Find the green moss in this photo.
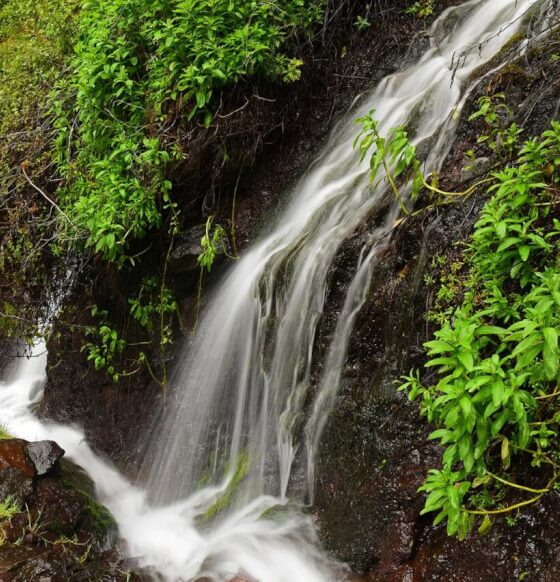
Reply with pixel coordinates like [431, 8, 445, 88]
[0, 426, 11, 440]
[198, 450, 250, 524]
[58, 460, 116, 543]
[0, 0, 79, 134]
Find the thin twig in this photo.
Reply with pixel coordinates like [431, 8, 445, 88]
[20, 165, 75, 227]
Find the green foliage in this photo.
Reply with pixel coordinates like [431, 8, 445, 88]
[425, 257, 469, 326]
[54, 0, 325, 265]
[83, 306, 127, 382]
[128, 276, 177, 333]
[468, 94, 523, 157]
[0, 496, 20, 521]
[355, 16, 370, 31]
[405, 0, 434, 18]
[198, 217, 228, 272]
[355, 111, 423, 213]
[0, 0, 78, 133]
[0, 495, 21, 545]
[400, 121, 560, 537]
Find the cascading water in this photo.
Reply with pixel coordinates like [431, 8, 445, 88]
[0, 1, 554, 580]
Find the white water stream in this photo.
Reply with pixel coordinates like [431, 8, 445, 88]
[0, 1, 553, 580]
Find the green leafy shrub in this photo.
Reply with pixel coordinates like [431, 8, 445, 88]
[400, 122, 560, 537]
[54, 0, 326, 265]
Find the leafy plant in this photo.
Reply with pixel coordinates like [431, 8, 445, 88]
[355, 15, 371, 31]
[53, 0, 326, 266]
[198, 217, 229, 273]
[355, 110, 485, 214]
[405, 0, 435, 18]
[400, 121, 560, 537]
[355, 111, 423, 213]
[469, 94, 523, 156]
[83, 306, 127, 382]
[0, 496, 21, 545]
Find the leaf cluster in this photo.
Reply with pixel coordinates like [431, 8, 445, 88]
[400, 121, 560, 537]
[54, 0, 326, 265]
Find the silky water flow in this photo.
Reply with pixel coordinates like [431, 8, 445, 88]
[0, 1, 553, 580]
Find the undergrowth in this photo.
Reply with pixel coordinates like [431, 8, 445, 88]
[0, 496, 21, 545]
[402, 122, 560, 538]
[0, 0, 80, 341]
[53, 0, 326, 265]
[359, 99, 560, 538]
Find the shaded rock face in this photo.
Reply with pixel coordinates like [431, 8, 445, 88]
[312, 23, 560, 582]
[34, 5, 560, 582]
[0, 438, 133, 581]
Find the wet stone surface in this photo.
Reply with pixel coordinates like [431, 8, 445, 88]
[0, 438, 132, 581]
[25, 441, 64, 476]
[313, 20, 560, 581]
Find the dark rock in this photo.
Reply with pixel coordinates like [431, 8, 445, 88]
[0, 467, 33, 503]
[24, 441, 64, 476]
[168, 224, 229, 274]
[30, 478, 84, 537]
[0, 545, 50, 581]
[11, 548, 69, 582]
[0, 440, 35, 478]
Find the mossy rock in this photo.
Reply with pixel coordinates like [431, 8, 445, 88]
[56, 459, 117, 549]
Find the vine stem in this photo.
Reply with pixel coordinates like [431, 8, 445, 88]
[467, 473, 557, 516]
[466, 492, 544, 516]
[419, 172, 494, 198]
[487, 471, 550, 494]
[382, 159, 410, 215]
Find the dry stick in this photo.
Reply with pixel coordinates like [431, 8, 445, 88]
[535, 389, 560, 400]
[20, 165, 75, 227]
[230, 164, 244, 258]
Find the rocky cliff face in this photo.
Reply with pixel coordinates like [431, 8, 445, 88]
[313, 22, 560, 579]
[40, 0, 461, 472]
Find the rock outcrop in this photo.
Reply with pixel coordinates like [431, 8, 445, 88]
[0, 437, 136, 581]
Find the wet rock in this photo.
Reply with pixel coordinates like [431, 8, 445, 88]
[25, 441, 64, 476]
[30, 478, 84, 537]
[0, 439, 64, 504]
[168, 224, 230, 274]
[0, 545, 50, 581]
[10, 549, 68, 582]
[168, 225, 206, 273]
[0, 440, 35, 478]
[0, 467, 33, 503]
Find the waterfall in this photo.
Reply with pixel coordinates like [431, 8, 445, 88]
[0, 1, 552, 580]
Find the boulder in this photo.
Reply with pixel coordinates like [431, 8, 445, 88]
[25, 441, 64, 476]
[168, 225, 207, 273]
[168, 224, 229, 274]
[0, 440, 35, 478]
[0, 467, 32, 503]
